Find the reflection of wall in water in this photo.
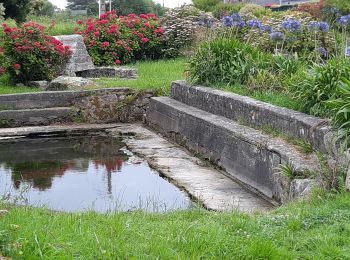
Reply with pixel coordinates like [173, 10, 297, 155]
[0, 136, 128, 191]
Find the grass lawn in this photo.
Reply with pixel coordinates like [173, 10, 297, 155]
[96, 58, 188, 95]
[0, 75, 40, 95]
[1, 192, 350, 258]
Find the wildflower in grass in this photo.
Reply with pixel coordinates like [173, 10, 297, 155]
[282, 19, 302, 32]
[270, 31, 285, 41]
[247, 19, 261, 28]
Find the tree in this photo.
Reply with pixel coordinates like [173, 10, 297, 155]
[0, 0, 32, 23]
[31, 0, 56, 16]
[67, 0, 97, 10]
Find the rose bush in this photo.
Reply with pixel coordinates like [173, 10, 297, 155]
[1, 21, 72, 83]
[75, 10, 165, 66]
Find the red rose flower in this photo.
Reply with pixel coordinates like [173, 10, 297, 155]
[101, 41, 110, 47]
[13, 64, 21, 70]
[115, 60, 121, 65]
[141, 37, 150, 43]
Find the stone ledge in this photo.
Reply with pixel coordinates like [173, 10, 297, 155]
[171, 80, 335, 154]
[77, 67, 138, 79]
[146, 97, 320, 204]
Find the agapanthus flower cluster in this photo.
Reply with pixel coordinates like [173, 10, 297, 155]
[1, 21, 72, 83]
[308, 21, 330, 33]
[222, 13, 245, 28]
[338, 14, 350, 26]
[317, 47, 328, 58]
[281, 19, 302, 32]
[76, 10, 165, 66]
[270, 31, 285, 42]
[247, 19, 262, 28]
[346, 47, 350, 57]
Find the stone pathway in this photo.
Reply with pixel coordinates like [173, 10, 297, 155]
[110, 124, 273, 212]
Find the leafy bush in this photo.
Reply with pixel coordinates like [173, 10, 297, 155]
[212, 3, 244, 20]
[327, 77, 350, 146]
[239, 4, 269, 19]
[291, 58, 350, 117]
[160, 5, 218, 58]
[192, 0, 220, 12]
[1, 22, 72, 83]
[76, 11, 165, 65]
[188, 37, 272, 86]
[325, 0, 350, 14]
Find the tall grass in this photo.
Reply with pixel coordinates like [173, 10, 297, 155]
[1, 192, 350, 258]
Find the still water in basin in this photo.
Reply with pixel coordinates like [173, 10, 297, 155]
[0, 135, 191, 212]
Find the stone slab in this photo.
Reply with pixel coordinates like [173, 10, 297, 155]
[54, 34, 95, 76]
[77, 67, 138, 79]
[171, 80, 334, 154]
[110, 124, 273, 212]
[146, 97, 320, 203]
[0, 88, 131, 110]
[0, 107, 73, 127]
[47, 76, 95, 91]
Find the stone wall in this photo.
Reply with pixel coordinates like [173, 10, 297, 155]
[0, 88, 155, 127]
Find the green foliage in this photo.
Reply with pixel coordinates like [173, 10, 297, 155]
[239, 3, 268, 19]
[212, 3, 244, 19]
[1, 0, 32, 24]
[1, 22, 72, 83]
[325, 0, 350, 14]
[2, 192, 350, 258]
[327, 77, 350, 147]
[188, 38, 272, 86]
[291, 58, 350, 117]
[192, 0, 220, 12]
[31, 0, 56, 17]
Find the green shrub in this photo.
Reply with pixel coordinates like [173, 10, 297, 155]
[291, 58, 350, 117]
[192, 0, 220, 12]
[160, 5, 217, 58]
[188, 37, 272, 86]
[325, 0, 350, 14]
[1, 21, 72, 83]
[239, 4, 269, 19]
[212, 3, 244, 19]
[327, 76, 350, 147]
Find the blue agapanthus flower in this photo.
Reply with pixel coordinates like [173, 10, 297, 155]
[308, 21, 330, 33]
[222, 16, 233, 27]
[282, 19, 302, 32]
[338, 14, 350, 26]
[247, 19, 262, 28]
[316, 47, 328, 58]
[222, 13, 245, 28]
[270, 31, 285, 41]
[346, 47, 350, 57]
[260, 24, 273, 33]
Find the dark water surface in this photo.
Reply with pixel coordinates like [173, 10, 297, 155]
[0, 135, 191, 212]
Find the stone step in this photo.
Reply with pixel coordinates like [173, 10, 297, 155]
[146, 97, 321, 204]
[112, 124, 273, 212]
[0, 107, 73, 127]
[171, 80, 334, 154]
[0, 88, 130, 110]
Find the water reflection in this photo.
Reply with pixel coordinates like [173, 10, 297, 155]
[0, 136, 191, 212]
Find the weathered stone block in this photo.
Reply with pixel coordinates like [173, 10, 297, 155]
[289, 179, 315, 200]
[77, 67, 138, 79]
[54, 34, 95, 76]
[28, 81, 50, 90]
[47, 76, 95, 91]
